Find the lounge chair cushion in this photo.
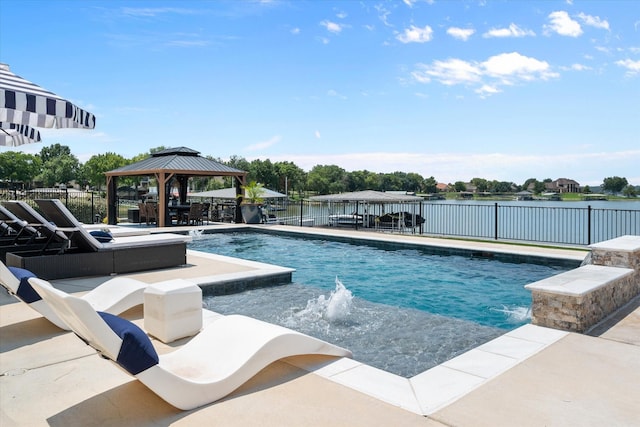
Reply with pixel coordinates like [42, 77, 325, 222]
[98, 312, 159, 375]
[8, 267, 41, 303]
[89, 230, 113, 243]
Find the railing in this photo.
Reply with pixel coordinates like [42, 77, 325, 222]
[283, 201, 639, 246]
[2, 189, 638, 246]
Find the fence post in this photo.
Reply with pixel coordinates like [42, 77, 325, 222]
[587, 205, 592, 245]
[494, 203, 499, 240]
[299, 199, 303, 226]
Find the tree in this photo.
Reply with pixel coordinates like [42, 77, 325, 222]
[582, 185, 592, 194]
[622, 185, 637, 198]
[0, 151, 42, 186]
[36, 146, 79, 187]
[405, 172, 425, 193]
[471, 178, 489, 192]
[453, 181, 467, 192]
[274, 161, 306, 195]
[39, 143, 71, 163]
[307, 165, 347, 194]
[81, 152, 129, 190]
[423, 176, 438, 194]
[250, 159, 278, 189]
[602, 176, 628, 194]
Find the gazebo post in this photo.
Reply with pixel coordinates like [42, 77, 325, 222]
[234, 175, 245, 223]
[106, 175, 118, 225]
[157, 173, 168, 228]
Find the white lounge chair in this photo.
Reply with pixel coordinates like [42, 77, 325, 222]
[28, 277, 353, 410]
[0, 262, 146, 330]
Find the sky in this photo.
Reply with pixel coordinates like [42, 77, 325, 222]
[1, 0, 639, 187]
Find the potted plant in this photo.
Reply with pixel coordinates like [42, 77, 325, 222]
[239, 181, 265, 224]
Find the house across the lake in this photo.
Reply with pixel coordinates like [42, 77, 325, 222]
[546, 178, 580, 193]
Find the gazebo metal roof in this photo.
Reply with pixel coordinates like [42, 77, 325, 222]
[106, 147, 244, 177]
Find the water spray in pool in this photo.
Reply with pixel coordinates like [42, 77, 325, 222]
[288, 277, 354, 325]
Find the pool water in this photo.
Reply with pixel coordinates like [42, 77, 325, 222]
[189, 231, 572, 377]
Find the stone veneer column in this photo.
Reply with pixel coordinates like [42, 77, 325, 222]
[526, 235, 640, 333]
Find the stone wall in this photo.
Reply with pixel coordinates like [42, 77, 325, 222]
[526, 235, 640, 333]
[529, 270, 637, 332]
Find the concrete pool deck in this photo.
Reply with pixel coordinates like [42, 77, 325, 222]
[2, 225, 639, 425]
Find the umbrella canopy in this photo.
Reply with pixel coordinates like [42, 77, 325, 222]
[0, 63, 96, 146]
[0, 122, 41, 145]
[189, 187, 287, 200]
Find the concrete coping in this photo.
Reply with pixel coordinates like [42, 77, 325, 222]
[525, 264, 635, 297]
[588, 235, 640, 252]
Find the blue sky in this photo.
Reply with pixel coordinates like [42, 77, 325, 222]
[1, 0, 638, 187]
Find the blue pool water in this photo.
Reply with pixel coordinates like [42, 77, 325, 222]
[189, 231, 574, 377]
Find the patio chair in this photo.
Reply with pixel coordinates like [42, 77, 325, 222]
[145, 202, 158, 225]
[201, 202, 210, 225]
[182, 202, 202, 226]
[0, 261, 147, 330]
[28, 276, 352, 410]
[137, 202, 147, 224]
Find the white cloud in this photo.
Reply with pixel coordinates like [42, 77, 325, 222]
[396, 25, 433, 43]
[314, 130, 321, 139]
[411, 52, 558, 95]
[245, 135, 281, 152]
[483, 23, 535, 38]
[482, 52, 557, 82]
[374, 4, 392, 27]
[291, 27, 300, 35]
[327, 89, 347, 99]
[121, 7, 198, 17]
[321, 20, 343, 34]
[562, 63, 591, 71]
[615, 59, 640, 76]
[475, 84, 501, 97]
[412, 58, 482, 85]
[447, 27, 475, 41]
[577, 13, 610, 30]
[545, 11, 583, 37]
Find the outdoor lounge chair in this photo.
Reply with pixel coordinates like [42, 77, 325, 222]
[2, 201, 72, 246]
[0, 205, 40, 243]
[28, 276, 352, 410]
[0, 262, 146, 330]
[1, 203, 70, 262]
[3, 199, 191, 279]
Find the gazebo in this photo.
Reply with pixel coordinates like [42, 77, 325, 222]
[105, 147, 247, 227]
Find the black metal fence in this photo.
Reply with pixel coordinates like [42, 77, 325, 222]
[2, 189, 638, 246]
[282, 200, 639, 246]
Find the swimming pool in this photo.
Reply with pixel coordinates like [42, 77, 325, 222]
[189, 231, 574, 377]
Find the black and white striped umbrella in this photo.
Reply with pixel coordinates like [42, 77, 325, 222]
[0, 63, 96, 146]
